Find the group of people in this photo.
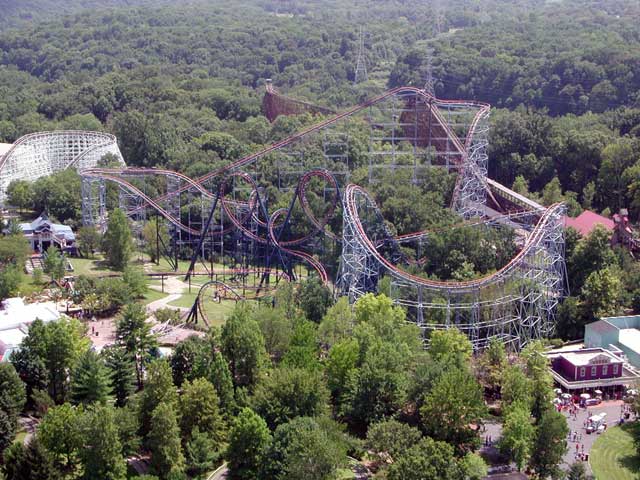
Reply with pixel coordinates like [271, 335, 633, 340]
[573, 442, 587, 462]
[619, 403, 634, 425]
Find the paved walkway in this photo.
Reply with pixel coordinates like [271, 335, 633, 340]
[18, 416, 38, 445]
[561, 400, 631, 473]
[146, 275, 188, 314]
[86, 317, 117, 350]
[481, 400, 632, 475]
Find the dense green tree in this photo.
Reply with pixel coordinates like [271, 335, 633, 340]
[43, 246, 66, 282]
[148, 402, 185, 480]
[0, 363, 26, 423]
[10, 348, 48, 408]
[419, 367, 486, 454]
[140, 360, 178, 439]
[366, 419, 423, 465]
[501, 365, 533, 411]
[76, 226, 101, 258]
[79, 404, 127, 480]
[263, 416, 348, 480]
[542, 177, 564, 206]
[581, 268, 624, 319]
[0, 266, 22, 302]
[521, 341, 555, 420]
[597, 138, 639, 211]
[19, 318, 90, 404]
[500, 403, 535, 471]
[31, 171, 81, 222]
[114, 402, 141, 457]
[116, 302, 157, 388]
[102, 345, 136, 407]
[567, 462, 589, 480]
[122, 267, 148, 299]
[428, 328, 473, 371]
[281, 318, 321, 371]
[179, 378, 225, 444]
[2, 439, 60, 480]
[0, 234, 30, 266]
[221, 306, 267, 389]
[340, 340, 411, 428]
[6, 180, 33, 212]
[387, 437, 462, 480]
[459, 453, 488, 480]
[207, 350, 236, 416]
[170, 336, 209, 387]
[141, 217, 168, 263]
[529, 409, 569, 479]
[37, 403, 82, 473]
[325, 338, 359, 402]
[71, 349, 112, 406]
[556, 296, 585, 340]
[255, 305, 294, 360]
[226, 408, 271, 480]
[476, 337, 507, 393]
[317, 297, 355, 347]
[0, 409, 15, 458]
[297, 277, 334, 323]
[102, 208, 132, 271]
[185, 427, 221, 477]
[568, 225, 618, 292]
[252, 367, 328, 430]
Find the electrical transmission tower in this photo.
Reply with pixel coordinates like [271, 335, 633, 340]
[423, 48, 436, 96]
[433, 0, 444, 36]
[354, 26, 368, 84]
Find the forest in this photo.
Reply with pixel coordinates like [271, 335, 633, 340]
[1, 0, 640, 479]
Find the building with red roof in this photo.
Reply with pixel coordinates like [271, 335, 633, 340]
[564, 210, 614, 237]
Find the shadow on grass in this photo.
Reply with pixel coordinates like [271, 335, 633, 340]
[617, 423, 640, 474]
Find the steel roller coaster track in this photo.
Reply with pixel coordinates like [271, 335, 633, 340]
[0, 86, 564, 350]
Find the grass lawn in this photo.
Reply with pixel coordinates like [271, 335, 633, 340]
[142, 287, 169, 305]
[167, 292, 236, 327]
[590, 423, 640, 480]
[68, 256, 112, 277]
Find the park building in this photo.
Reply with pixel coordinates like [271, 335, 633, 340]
[585, 315, 640, 369]
[546, 346, 638, 394]
[18, 212, 77, 255]
[0, 297, 61, 362]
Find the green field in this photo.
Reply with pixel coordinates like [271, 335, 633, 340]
[143, 287, 169, 305]
[590, 423, 640, 480]
[167, 292, 237, 327]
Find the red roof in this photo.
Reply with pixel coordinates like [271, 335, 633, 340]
[565, 210, 614, 237]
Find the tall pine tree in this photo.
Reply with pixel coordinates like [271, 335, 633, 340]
[71, 350, 111, 406]
[79, 405, 127, 480]
[103, 345, 136, 407]
[102, 208, 132, 271]
[148, 402, 185, 479]
[2, 439, 60, 480]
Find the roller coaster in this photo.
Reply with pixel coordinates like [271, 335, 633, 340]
[0, 131, 124, 203]
[0, 86, 567, 350]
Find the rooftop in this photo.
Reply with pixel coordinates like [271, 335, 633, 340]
[619, 329, 640, 354]
[564, 210, 614, 236]
[0, 297, 60, 331]
[559, 348, 622, 366]
[19, 213, 75, 241]
[587, 319, 619, 336]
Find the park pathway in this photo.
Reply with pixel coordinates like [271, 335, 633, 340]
[145, 274, 189, 314]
